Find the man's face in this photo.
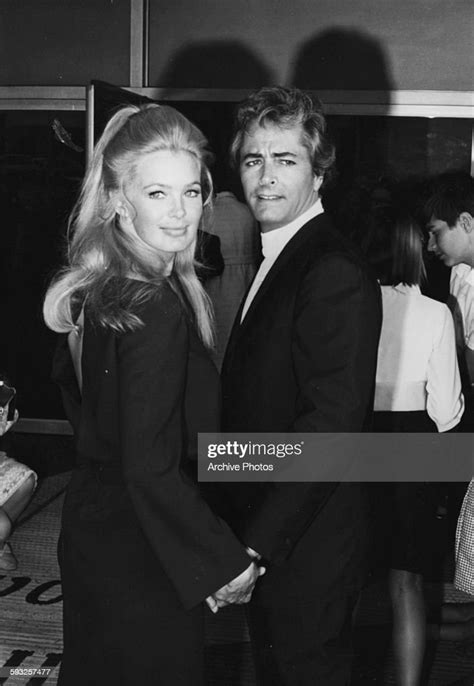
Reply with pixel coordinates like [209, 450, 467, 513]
[427, 214, 474, 267]
[239, 121, 322, 233]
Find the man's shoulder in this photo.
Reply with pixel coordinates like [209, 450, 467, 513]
[296, 212, 368, 269]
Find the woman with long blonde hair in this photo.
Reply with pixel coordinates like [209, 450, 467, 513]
[44, 104, 262, 686]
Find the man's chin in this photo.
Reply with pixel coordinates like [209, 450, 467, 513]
[253, 213, 285, 231]
[439, 255, 456, 267]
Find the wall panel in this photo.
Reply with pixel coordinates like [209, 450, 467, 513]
[149, 0, 474, 91]
[0, 0, 131, 86]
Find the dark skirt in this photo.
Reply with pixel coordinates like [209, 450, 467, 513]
[372, 411, 439, 575]
[58, 466, 204, 686]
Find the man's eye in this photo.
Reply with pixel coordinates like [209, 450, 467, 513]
[244, 159, 260, 167]
[279, 159, 295, 166]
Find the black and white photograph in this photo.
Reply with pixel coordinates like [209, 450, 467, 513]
[0, 1, 473, 684]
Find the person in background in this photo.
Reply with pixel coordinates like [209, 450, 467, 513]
[0, 379, 37, 571]
[205, 189, 260, 369]
[423, 172, 474, 606]
[43, 103, 264, 686]
[454, 479, 474, 595]
[363, 197, 464, 685]
[425, 172, 474, 419]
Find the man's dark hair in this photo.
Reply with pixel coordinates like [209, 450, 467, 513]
[230, 86, 336, 188]
[423, 171, 474, 227]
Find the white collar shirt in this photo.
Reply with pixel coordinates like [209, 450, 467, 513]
[450, 263, 474, 351]
[240, 199, 324, 322]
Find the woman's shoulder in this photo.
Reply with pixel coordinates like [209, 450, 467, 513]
[111, 279, 190, 358]
[383, 285, 448, 314]
[84, 277, 186, 340]
[413, 293, 455, 341]
[382, 286, 452, 333]
[125, 278, 186, 328]
[416, 292, 451, 319]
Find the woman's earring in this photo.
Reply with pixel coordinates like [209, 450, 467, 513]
[115, 206, 131, 228]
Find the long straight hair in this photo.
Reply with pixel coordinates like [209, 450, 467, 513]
[43, 104, 214, 347]
[363, 204, 426, 287]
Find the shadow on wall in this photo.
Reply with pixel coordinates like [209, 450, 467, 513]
[290, 27, 393, 91]
[290, 28, 394, 211]
[155, 30, 394, 195]
[156, 41, 273, 195]
[158, 40, 273, 89]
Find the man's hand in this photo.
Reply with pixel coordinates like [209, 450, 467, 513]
[0, 408, 18, 437]
[206, 561, 265, 613]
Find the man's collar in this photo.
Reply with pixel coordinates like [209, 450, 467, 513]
[452, 263, 474, 286]
[261, 199, 324, 258]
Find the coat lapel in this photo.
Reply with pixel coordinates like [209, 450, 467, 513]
[237, 213, 327, 335]
[223, 213, 329, 374]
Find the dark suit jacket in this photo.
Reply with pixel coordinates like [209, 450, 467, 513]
[221, 212, 382, 564]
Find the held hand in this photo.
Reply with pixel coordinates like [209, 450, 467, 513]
[0, 408, 18, 437]
[211, 561, 265, 611]
[205, 595, 219, 614]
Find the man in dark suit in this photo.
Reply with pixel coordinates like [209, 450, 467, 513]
[219, 87, 382, 685]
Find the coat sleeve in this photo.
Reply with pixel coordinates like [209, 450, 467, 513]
[242, 255, 381, 562]
[118, 289, 249, 609]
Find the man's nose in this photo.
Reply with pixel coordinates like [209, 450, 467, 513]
[427, 233, 436, 252]
[258, 162, 276, 186]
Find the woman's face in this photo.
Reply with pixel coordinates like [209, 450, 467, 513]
[123, 149, 203, 265]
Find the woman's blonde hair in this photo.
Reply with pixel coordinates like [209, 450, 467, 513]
[43, 104, 215, 346]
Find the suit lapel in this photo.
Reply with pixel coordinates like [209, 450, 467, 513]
[237, 213, 328, 335]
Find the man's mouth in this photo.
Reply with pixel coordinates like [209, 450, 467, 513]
[256, 194, 281, 200]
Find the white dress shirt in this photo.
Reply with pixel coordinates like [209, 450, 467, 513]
[450, 263, 474, 352]
[241, 199, 324, 322]
[375, 284, 464, 432]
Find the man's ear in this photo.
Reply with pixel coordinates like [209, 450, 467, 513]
[313, 175, 323, 193]
[459, 212, 474, 233]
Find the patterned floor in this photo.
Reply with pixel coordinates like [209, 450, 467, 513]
[1, 471, 473, 685]
[0, 472, 66, 685]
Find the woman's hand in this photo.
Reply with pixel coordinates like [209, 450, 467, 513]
[206, 560, 266, 613]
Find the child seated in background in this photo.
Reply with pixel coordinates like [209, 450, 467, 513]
[0, 378, 37, 571]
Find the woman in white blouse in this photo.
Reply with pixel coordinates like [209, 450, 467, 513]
[364, 201, 464, 686]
